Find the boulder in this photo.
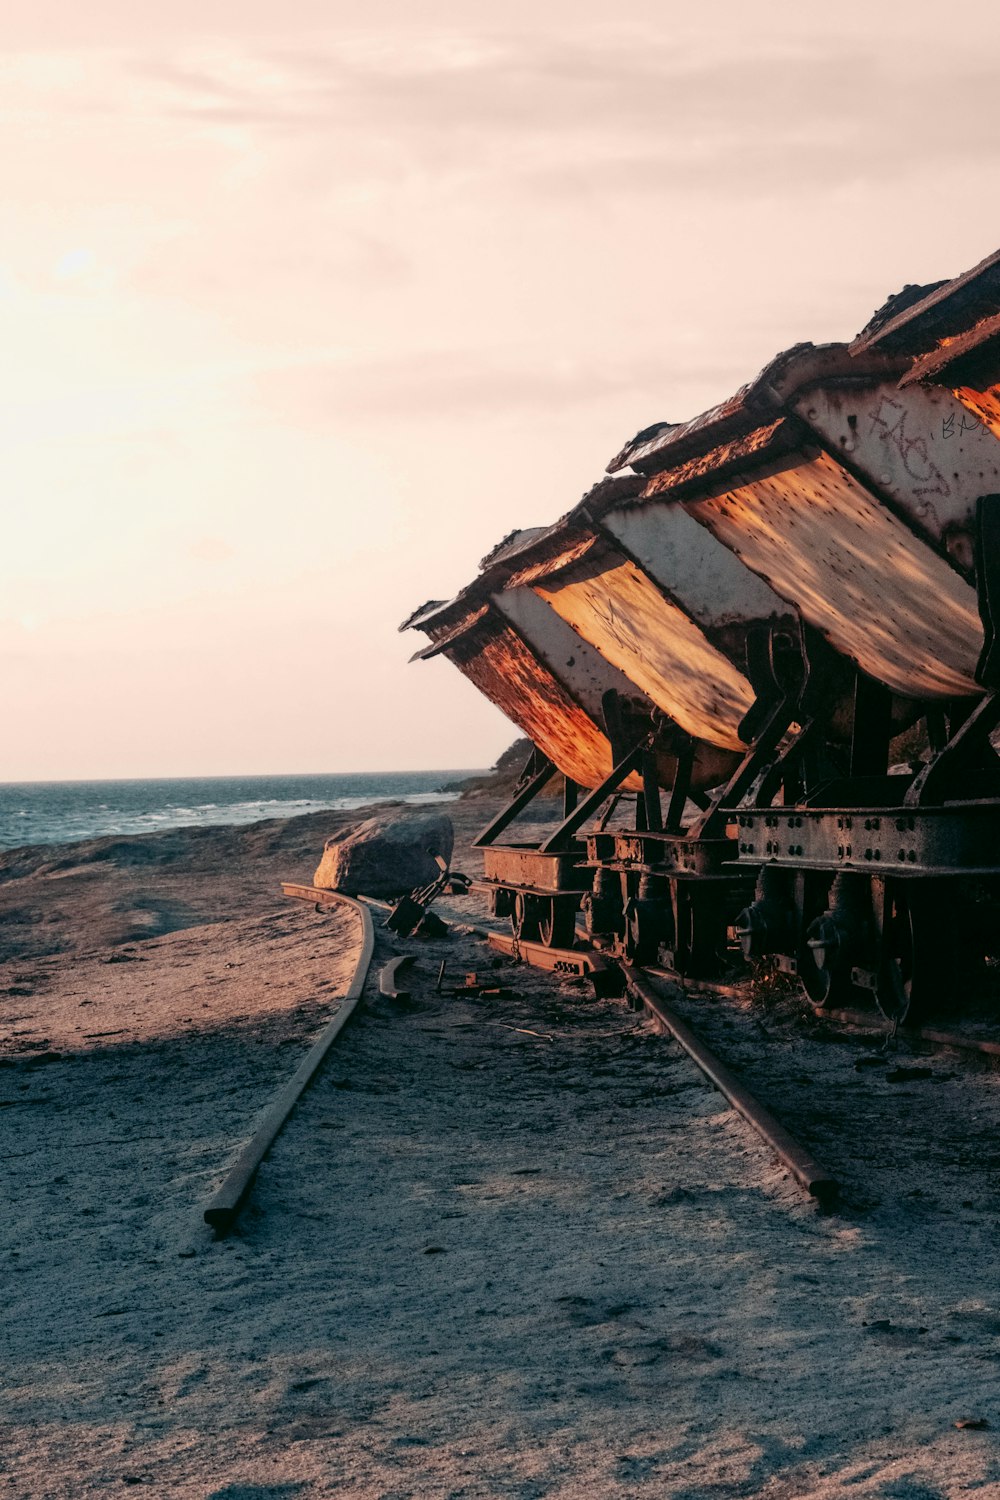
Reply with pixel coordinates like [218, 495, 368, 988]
[313, 811, 454, 897]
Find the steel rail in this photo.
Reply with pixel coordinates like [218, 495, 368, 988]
[486, 927, 838, 1200]
[202, 887, 375, 1235]
[622, 967, 839, 1202]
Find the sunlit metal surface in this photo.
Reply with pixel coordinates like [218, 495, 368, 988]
[790, 382, 1000, 565]
[445, 612, 635, 789]
[408, 589, 646, 789]
[683, 448, 982, 699]
[534, 547, 756, 750]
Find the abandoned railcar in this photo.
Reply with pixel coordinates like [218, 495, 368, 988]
[409, 244, 1000, 1024]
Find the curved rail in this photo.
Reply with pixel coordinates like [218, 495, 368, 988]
[203, 888, 375, 1235]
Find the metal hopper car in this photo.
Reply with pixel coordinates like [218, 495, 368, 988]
[405, 484, 865, 976]
[407, 245, 1000, 1024]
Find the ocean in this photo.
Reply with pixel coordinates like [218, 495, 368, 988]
[0, 771, 482, 852]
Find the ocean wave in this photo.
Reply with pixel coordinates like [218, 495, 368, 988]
[0, 775, 471, 851]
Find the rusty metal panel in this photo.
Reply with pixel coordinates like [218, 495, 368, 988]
[607, 345, 904, 477]
[601, 494, 792, 631]
[448, 618, 640, 789]
[489, 586, 651, 723]
[899, 310, 1000, 387]
[410, 603, 490, 657]
[850, 247, 1000, 358]
[788, 381, 1000, 565]
[954, 383, 1000, 441]
[637, 418, 798, 498]
[682, 449, 983, 699]
[533, 551, 757, 749]
[481, 846, 588, 891]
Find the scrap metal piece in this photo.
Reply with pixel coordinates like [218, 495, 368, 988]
[485, 930, 623, 997]
[379, 955, 416, 1001]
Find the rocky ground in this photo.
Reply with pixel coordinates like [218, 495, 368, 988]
[4, 795, 1000, 1497]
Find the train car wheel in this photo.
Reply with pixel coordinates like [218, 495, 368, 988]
[802, 911, 854, 1008]
[673, 886, 728, 977]
[622, 901, 659, 966]
[539, 898, 577, 949]
[511, 890, 543, 943]
[875, 883, 947, 1025]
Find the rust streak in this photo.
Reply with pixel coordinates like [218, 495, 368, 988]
[953, 383, 1000, 441]
[641, 419, 792, 499]
[451, 622, 641, 790]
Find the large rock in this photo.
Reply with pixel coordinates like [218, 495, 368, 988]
[313, 811, 454, 897]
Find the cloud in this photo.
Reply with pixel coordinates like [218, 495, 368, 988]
[251, 348, 744, 425]
[96, 26, 1000, 224]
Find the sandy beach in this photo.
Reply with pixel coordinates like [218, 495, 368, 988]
[4, 796, 1000, 1497]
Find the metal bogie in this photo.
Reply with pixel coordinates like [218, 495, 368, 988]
[475, 838, 591, 950]
[665, 875, 755, 978]
[481, 885, 583, 949]
[581, 864, 626, 944]
[734, 866, 802, 965]
[623, 893, 670, 966]
[803, 872, 874, 1008]
[732, 860, 958, 1022]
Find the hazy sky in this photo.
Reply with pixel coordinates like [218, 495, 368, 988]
[4, 0, 1000, 780]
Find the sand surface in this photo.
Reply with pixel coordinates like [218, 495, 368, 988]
[4, 797, 1000, 1497]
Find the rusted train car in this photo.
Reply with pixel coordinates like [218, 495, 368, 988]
[407, 245, 1000, 1023]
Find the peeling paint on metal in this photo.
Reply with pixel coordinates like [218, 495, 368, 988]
[602, 496, 793, 631]
[790, 382, 1000, 550]
[640, 419, 796, 498]
[954, 383, 1000, 442]
[683, 449, 983, 700]
[850, 246, 1000, 358]
[489, 586, 652, 723]
[449, 620, 640, 789]
[899, 311, 1000, 386]
[533, 553, 757, 750]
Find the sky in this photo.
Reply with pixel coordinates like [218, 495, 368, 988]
[3, 0, 1000, 780]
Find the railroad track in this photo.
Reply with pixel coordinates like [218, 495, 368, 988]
[200, 886, 1000, 1237]
[201, 887, 840, 1230]
[483, 933, 1000, 1201]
